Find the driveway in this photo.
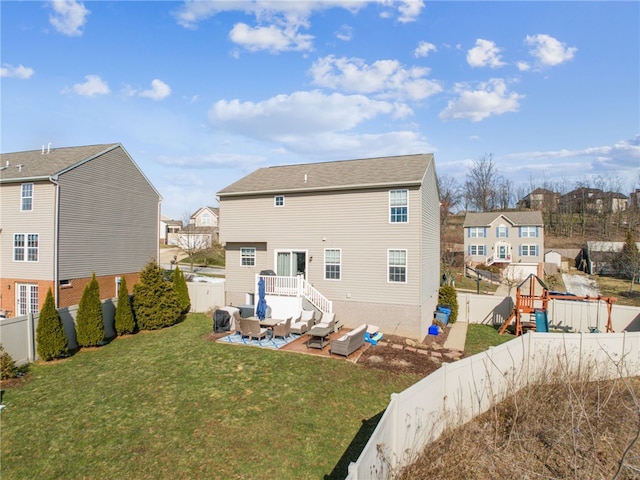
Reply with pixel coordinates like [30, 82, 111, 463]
[561, 274, 601, 297]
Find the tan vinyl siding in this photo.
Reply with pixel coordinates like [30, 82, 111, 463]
[0, 181, 56, 280]
[220, 187, 422, 306]
[224, 242, 267, 298]
[57, 146, 159, 279]
[420, 162, 441, 338]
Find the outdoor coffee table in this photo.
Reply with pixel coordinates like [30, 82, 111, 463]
[306, 326, 332, 350]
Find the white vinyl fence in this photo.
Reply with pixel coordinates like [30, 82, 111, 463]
[0, 282, 225, 365]
[346, 331, 640, 479]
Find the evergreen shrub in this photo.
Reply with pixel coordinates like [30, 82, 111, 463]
[173, 266, 191, 315]
[115, 276, 135, 335]
[75, 273, 105, 347]
[438, 284, 459, 324]
[1, 345, 19, 380]
[133, 261, 181, 330]
[36, 289, 68, 361]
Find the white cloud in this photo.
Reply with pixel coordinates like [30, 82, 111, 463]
[335, 24, 353, 41]
[517, 61, 531, 72]
[439, 78, 524, 122]
[396, 0, 425, 23]
[525, 34, 577, 67]
[157, 152, 265, 171]
[49, 0, 90, 37]
[414, 41, 436, 58]
[140, 79, 172, 101]
[467, 39, 506, 68]
[0, 63, 34, 79]
[229, 22, 313, 52]
[71, 74, 110, 97]
[309, 55, 442, 101]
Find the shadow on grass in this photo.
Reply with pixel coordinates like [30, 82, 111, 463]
[324, 409, 385, 480]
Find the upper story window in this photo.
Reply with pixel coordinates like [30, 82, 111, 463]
[389, 190, 408, 223]
[240, 247, 256, 266]
[201, 213, 211, 225]
[21, 183, 33, 211]
[496, 224, 508, 238]
[520, 226, 537, 237]
[324, 249, 341, 280]
[468, 227, 485, 238]
[274, 195, 285, 207]
[388, 249, 407, 283]
[14, 233, 38, 262]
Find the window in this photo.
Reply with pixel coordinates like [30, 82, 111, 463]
[16, 284, 38, 316]
[521, 245, 538, 256]
[468, 227, 485, 238]
[388, 249, 407, 283]
[496, 225, 508, 238]
[468, 244, 486, 256]
[274, 195, 284, 207]
[240, 247, 256, 266]
[520, 226, 537, 237]
[389, 190, 408, 223]
[27, 234, 39, 261]
[201, 213, 211, 225]
[324, 249, 341, 280]
[14, 234, 25, 261]
[21, 183, 33, 211]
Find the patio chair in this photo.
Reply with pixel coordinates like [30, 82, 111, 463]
[247, 318, 268, 343]
[331, 324, 368, 357]
[237, 317, 252, 342]
[291, 310, 314, 335]
[272, 316, 292, 340]
[316, 311, 336, 332]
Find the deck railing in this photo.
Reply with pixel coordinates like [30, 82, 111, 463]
[259, 274, 332, 313]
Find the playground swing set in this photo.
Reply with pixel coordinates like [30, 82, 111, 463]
[498, 274, 617, 336]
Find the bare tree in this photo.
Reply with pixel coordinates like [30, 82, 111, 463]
[464, 154, 501, 212]
[176, 211, 211, 272]
[497, 177, 515, 210]
[438, 174, 462, 226]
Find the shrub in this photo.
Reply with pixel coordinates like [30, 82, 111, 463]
[36, 289, 68, 361]
[114, 276, 135, 335]
[0, 344, 19, 380]
[438, 284, 459, 324]
[133, 261, 181, 330]
[173, 267, 191, 315]
[75, 273, 105, 347]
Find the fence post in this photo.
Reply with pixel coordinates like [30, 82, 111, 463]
[27, 312, 36, 363]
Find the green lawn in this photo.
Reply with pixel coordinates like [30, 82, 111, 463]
[0, 314, 417, 480]
[465, 324, 515, 356]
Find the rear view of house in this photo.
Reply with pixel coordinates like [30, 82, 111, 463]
[217, 154, 441, 340]
[0, 143, 161, 316]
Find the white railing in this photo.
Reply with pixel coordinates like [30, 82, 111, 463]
[346, 331, 640, 479]
[258, 275, 332, 313]
[486, 253, 511, 265]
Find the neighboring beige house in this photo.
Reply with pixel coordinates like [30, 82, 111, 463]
[463, 211, 544, 279]
[159, 215, 182, 245]
[217, 154, 441, 340]
[0, 143, 161, 316]
[517, 188, 559, 212]
[559, 187, 628, 214]
[190, 206, 219, 228]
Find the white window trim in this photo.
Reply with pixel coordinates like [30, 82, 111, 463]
[324, 248, 341, 281]
[240, 247, 256, 266]
[14, 233, 39, 262]
[389, 189, 409, 223]
[21, 183, 34, 211]
[468, 227, 485, 238]
[520, 226, 537, 238]
[521, 244, 537, 256]
[387, 249, 407, 283]
[274, 195, 285, 207]
[496, 224, 508, 238]
[469, 244, 486, 256]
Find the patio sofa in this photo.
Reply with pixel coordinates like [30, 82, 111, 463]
[330, 324, 367, 358]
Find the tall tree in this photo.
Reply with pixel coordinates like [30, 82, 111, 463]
[614, 230, 640, 294]
[438, 174, 462, 226]
[173, 266, 191, 315]
[36, 289, 68, 361]
[464, 154, 501, 212]
[133, 261, 181, 330]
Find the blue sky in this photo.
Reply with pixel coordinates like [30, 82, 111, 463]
[2, 1, 639, 219]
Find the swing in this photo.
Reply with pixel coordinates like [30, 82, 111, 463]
[587, 299, 601, 333]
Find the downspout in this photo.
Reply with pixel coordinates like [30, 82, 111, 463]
[157, 200, 161, 264]
[50, 176, 60, 307]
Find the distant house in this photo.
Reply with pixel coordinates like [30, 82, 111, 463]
[630, 189, 640, 210]
[167, 206, 219, 248]
[0, 143, 161, 316]
[463, 211, 544, 280]
[190, 206, 219, 229]
[517, 188, 559, 212]
[159, 215, 182, 245]
[559, 187, 628, 214]
[217, 154, 441, 340]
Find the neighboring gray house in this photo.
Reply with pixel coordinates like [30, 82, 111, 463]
[579, 241, 640, 275]
[463, 211, 544, 279]
[217, 154, 441, 340]
[0, 143, 161, 315]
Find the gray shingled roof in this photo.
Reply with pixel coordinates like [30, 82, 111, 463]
[0, 143, 119, 182]
[463, 211, 543, 227]
[217, 153, 434, 196]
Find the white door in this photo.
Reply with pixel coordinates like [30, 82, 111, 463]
[16, 283, 39, 316]
[276, 251, 307, 277]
